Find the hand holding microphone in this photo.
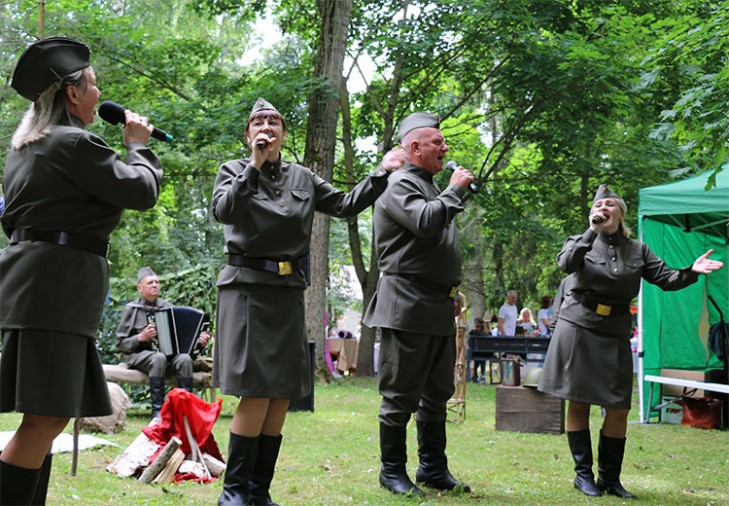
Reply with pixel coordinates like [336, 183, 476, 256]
[255, 133, 275, 149]
[98, 101, 173, 143]
[445, 161, 478, 193]
[591, 212, 609, 225]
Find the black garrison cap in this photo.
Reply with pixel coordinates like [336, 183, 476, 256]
[396, 112, 440, 143]
[11, 36, 91, 101]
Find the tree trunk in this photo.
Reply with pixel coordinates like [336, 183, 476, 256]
[303, 0, 353, 376]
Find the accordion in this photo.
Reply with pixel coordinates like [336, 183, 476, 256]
[147, 306, 209, 358]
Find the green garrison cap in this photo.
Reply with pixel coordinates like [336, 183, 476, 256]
[593, 184, 620, 202]
[250, 98, 279, 117]
[11, 36, 91, 101]
[137, 267, 157, 283]
[396, 112, 440, 143]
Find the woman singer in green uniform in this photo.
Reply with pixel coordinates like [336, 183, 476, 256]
[538, 184, 723, 499]
[0, 37, 162, 505]
[211, 98, 398, 506]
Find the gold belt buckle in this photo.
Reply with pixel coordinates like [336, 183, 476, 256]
[596, 303, 612, 316]
[278, 261, 294, 276]
[448, 286, 458, 298]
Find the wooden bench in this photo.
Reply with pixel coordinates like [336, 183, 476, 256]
[644, 374, 729, 424]
[102, 363, 216, 402]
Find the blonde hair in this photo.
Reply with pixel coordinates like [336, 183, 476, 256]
[614, 197, 631, 238]
[11, 67, 88, 150]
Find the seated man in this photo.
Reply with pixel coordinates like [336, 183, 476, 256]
[468, 317, 487, 383]
[116, 267, 210, 419]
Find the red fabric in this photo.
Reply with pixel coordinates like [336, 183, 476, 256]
[142, 388, 225, 479]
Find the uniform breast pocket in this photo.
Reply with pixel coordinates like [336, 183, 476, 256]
[625, 255, 644, 271]
[584, 253, 606, 266]
[291, 188, 310, 202]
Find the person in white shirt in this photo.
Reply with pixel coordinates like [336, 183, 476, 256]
[497, 290, 518, 336]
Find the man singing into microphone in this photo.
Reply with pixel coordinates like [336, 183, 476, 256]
[363, 112, 474, 497]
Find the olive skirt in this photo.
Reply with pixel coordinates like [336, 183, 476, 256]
[537, 319, 634, 409]
[212, 283, 309, 399]
[0, 329, 112, 417]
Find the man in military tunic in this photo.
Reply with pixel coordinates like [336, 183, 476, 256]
[116, 267, 209, 419]
[363, 112, 474, 496]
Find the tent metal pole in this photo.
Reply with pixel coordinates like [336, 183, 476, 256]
[638, 217, 646, 423]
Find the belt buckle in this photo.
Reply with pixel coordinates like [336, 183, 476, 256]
[448, 286, 458, 298]
[278, 261, 293, 276]
[596, 303, 612, 316]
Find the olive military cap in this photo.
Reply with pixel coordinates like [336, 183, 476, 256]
[137, 267, 157, 283]
[250, 98, 279, 117]
[11, 36, 91, 101]
[593, 184, 620, 202]
[396, 112, 440, 143]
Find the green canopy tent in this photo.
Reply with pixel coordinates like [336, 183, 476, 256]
[637, 168, 729, 423]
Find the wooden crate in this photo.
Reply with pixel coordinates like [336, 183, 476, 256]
[495, 385, 564, 435]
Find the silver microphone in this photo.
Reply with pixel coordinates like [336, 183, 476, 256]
[445, 161, 477, 193]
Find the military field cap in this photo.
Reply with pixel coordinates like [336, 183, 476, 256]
[11, 36, 91, 101]
[137, 267, 157, 283]
[396, 112, 440, 143]
[593, 184, 620, 202]
[250, 98, 279, 117]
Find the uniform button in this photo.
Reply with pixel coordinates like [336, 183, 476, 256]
[279, 202, 285, 207]
[276, 190, 281, 195]
[612, 257, 616, 261]
[613, 268, 618, 273]
[609, 245, 614, 249]
[271, 175, 276, 180]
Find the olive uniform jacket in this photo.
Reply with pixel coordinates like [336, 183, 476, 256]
[212, 157, 390, 289]
[0, 115, 162, 338]
[556, 229, 698, 337]
[116, 297, 173, 355]
[363, 162, 467, 336]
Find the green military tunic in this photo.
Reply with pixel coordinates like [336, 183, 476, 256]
[0, 115, 162, 417]
[362, 162, 467, 425]
[211, 156, 389, 399]
[538, 229, 699, 408]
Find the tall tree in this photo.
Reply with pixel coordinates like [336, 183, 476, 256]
[303, 0, 353, 374]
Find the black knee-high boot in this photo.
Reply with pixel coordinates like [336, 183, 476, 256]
[218, 433, 258, 506]
[149, 376, 166, 419]
[596, 432, 636, 499]
[414, 420, 470, 492]
[250, 434, 282, 506]
[30, 453, 53, 505]
[177, 376, 193, 393]
[379, 423, 422, 496]
[566, 431, 602, 496]
[0, 458, 42, 505]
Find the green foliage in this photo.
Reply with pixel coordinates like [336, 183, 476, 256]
[2, 0, 726, 328]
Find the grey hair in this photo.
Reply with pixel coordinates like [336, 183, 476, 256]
[11, 67, 89, 150]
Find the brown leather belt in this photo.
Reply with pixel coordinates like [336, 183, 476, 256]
[10, 228, 109, 258]
[571, 292, 630, 317]
[387, 273, 459, 298]
[228, 253, 306, 277]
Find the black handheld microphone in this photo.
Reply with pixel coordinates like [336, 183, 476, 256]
[98, 101, 173, 143]
[591, 212, 609, 224]
[255, 134, 274, 149]
[445, 161, 478, 193]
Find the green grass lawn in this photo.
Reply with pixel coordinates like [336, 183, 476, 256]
[2, 378, 727, 505]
